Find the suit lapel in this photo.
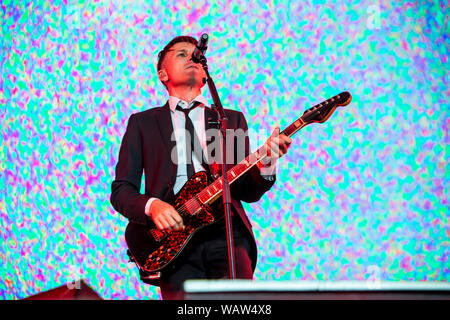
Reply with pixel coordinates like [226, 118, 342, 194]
[204, 106, 221, 177]
[155, 102, 177, 181]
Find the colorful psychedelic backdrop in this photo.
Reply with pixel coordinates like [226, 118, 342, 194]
[1, 0, 448, 299]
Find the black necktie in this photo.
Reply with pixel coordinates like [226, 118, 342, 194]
[176, 101, 207, 179]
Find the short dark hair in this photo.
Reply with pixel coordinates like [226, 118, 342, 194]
[157, 35, 198, 71]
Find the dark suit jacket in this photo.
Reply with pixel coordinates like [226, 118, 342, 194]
[110, 102, 275, 271]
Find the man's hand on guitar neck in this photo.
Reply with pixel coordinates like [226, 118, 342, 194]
[147, 199, 185, 231]
[257, 126, 292, 176]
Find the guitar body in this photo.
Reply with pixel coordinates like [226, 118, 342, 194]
[125, 171, 220, 274]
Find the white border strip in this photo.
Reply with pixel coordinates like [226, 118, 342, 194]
[184, 280, 450, 293]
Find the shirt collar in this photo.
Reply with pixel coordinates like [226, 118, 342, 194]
[168, 94, 209, 112]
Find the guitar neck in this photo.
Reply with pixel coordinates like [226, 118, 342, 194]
[195, 115, 308, 208]
[189, 92, 351, 212]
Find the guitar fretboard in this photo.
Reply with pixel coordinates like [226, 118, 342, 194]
[281, 117, 306, 138]
[183, 91, 350, 215]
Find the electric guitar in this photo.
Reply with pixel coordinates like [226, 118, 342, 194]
[125, 91, 352, 276]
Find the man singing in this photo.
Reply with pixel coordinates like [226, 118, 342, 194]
[110, 35, 291, 299]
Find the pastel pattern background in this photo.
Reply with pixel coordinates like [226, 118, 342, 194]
[1, 0, 448, 299]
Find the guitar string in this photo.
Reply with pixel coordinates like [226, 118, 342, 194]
[176, 166, 238, 217]
[158, 97, 346, 238]
[161, 99, 344, 238]
[175, 97, 343, 218]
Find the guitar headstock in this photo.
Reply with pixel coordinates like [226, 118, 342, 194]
[302, 91, 352, 124]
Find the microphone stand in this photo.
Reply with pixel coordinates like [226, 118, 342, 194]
[195, 53, 236, 280]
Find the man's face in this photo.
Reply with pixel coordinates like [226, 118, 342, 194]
[158, 42, 206, 89]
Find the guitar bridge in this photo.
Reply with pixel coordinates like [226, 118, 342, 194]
[149, 228, 169, 242]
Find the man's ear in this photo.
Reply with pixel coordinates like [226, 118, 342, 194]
[158, 69, 168, 83]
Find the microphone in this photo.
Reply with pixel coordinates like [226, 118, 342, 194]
[192, 33, 208, 63]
